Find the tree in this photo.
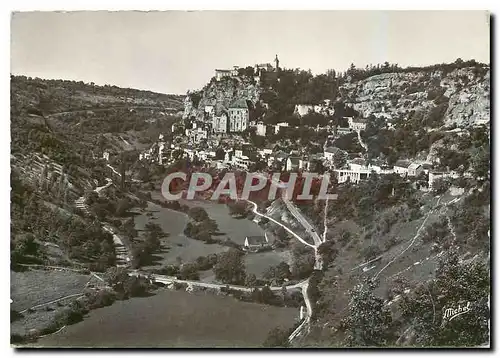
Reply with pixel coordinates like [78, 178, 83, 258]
[341, 283, 395, 347]
[471, 146, 490, 179]
[432, 178, 451, 195]
[290, 242, 315, 280]
[398, 249, 489, 347]
[115, 198, 130, 216]
[264, 261, 291, 285]
[331, 149, 348, 169]
[37, 94, 53, 115]
[213, 248, 246, 285]
[188, 207, 209, 222]
[105, 266, 129, 286]
[228, 201, 248, 218]
[245, 273, 258, 287]
[179, 263, 200, 280]
[144, 222, 166, 252]
[262, 326, 290, 347]
[317, 240, 338, 268]
[12, 233, 38, 257]
[123, 217, 137, 239]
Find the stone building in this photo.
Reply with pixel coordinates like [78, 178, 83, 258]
[212, 106, 228, 134]
[228, 99, 249, 132]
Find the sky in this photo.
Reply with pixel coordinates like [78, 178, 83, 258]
[11, 11, 490, 95]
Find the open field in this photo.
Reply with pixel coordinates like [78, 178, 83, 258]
[32, 288, 299, 348]
[11, 269, 92, 312]
[178, 199, 266, 246]
[133, 202, 229, 268]
[10, 269, 100, 337]
[144, 194, 293, 274]
[245, 249, 292, 278]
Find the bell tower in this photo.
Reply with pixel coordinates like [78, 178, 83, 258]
[274, 54, 279, 72]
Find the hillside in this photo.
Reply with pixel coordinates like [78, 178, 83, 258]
[10, 58, 490, 348]
[10, 76, 184, 270]
[183, 76, 261, 121]
[340, 65, 490, 128]
[176, 59, 490, 348]
[181, 59, 489, 130]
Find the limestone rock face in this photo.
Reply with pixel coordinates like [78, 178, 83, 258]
[444, 70, 490, 127]
[183, 64, 489, 129]
[183, 76, 261, 121]
[339, 66, 490, 128]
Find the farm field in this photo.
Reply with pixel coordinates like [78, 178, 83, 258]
[33, 288, 299, 347]
[10, 269, 100, 337]
[11, 269, 92, 312]
[245, 250, 292, 278]
[142, 194, 294, 276]
[178, 198, 266, 246]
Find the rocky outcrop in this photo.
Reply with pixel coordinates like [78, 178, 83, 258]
[443, 69, 490, 127]
[339, 66, 490, 128]
[183, 64, 490, 129]
[183, 76, 261, 121]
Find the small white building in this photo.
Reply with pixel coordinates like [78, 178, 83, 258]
[228, 99, 250, 133]
[212, 112, 228, 133]
[299, 158, 312, 171]
[428, 170, 459, 190]
[258, 148, 273, 158]
[294, 104, 314, 117]
[256, 121, 267, 136]
[233, 155, 251, 170]
[408, 163, 424, 177]
[244, 234, 269, 251]
[204, 105, 215, 116]
[348, 117, 367, 131]
[323, 147, 342, 163]
[215, 69, 233, 81]
[274, 122, 289, 134]
[190, 127, 208, 144]
[393, 160, 411, 176]
[184, 148, 196, 161]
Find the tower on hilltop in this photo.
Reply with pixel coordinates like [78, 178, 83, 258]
[274, 54, 279, 71]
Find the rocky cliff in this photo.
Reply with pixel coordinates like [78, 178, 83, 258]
[182, 63, 489, 129]
[340, 65, 490, 127]
[183, 76, 261, 121]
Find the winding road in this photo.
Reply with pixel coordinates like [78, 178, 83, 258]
[130, 271, 304, 293]
[73, 176, 131, 267]
[245, 198, 318, 342]
[46, 105, 179, 118]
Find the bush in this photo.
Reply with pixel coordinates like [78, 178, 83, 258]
[54, 306, 85, 327]
[173, 282, 188, 290]
[10, 309, 23, 323]
[188, 207, 209, 222]
[11, 334, 27, 345]
[85, 289, 117, 309]
[262, 326, 290, 347]
[362, 244, 382, 261]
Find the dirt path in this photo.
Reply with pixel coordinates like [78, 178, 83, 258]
[19, 293, 86, 314]
[373, 196, 444, 280]
[373, 195, 462, 280]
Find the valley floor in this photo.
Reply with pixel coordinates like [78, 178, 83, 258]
[29, 288, 299, 348]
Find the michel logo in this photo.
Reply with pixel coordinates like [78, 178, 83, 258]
[442, 302, 472, 322]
